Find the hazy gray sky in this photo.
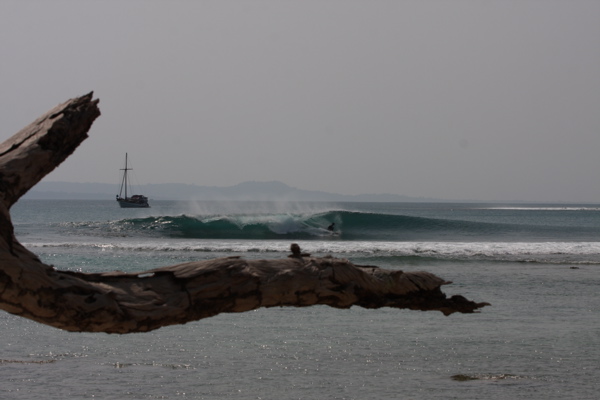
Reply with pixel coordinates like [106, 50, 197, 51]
[2, 0, 599, 202]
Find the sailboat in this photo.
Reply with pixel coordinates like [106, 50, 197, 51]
[116, 153, 150, 208]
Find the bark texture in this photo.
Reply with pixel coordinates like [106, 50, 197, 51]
[0, 93, 488, 334]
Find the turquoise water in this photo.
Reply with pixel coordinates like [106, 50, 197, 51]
[2, 200, 600, 399]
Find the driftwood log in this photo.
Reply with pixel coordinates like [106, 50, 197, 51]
[0, 93, 488, 334]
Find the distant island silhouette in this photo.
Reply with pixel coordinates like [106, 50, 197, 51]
[24, 180, 445, 202]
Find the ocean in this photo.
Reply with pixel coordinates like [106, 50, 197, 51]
[2, 199, 599, 399]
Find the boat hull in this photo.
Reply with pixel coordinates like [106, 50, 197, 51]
[117, 198, 150, 208]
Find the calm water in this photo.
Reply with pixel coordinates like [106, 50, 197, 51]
[2, 200, 600, 399]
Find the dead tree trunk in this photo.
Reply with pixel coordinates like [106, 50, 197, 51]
[0, 93, 488, 334]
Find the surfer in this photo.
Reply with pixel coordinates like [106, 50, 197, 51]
[327, 223, 335, 232]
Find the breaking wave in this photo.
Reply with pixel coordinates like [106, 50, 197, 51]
[92, 210, 595, 242]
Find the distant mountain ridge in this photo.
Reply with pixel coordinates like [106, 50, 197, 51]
[23, 180, 441, 202]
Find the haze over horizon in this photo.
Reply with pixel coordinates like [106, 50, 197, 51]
[2, 1, 599, 203]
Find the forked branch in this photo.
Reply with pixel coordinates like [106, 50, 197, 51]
[0, 94, 488, 334]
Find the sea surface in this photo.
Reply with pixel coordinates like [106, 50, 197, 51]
[2, 199, 600, 399]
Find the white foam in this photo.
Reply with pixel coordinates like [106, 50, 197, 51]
[22, 239, 600, 263]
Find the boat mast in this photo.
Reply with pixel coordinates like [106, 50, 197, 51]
[119, 153, 132, 199]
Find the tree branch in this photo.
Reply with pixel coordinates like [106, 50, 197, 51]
[0, 94, 488, 334]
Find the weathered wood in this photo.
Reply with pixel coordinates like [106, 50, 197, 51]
[0, 93, 488, 334]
